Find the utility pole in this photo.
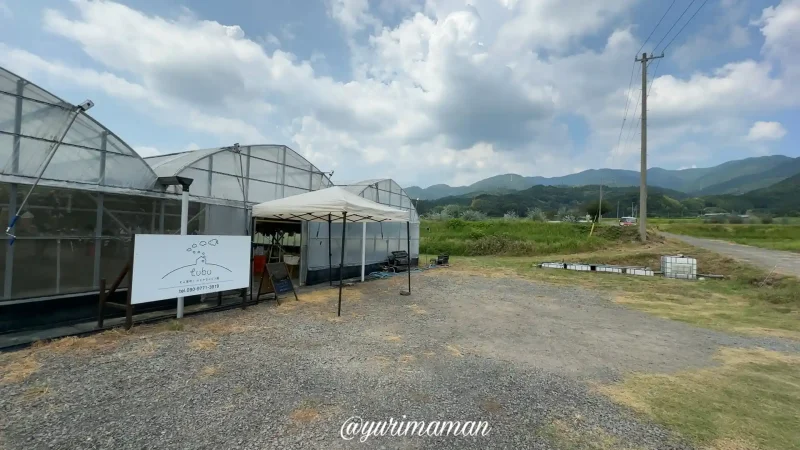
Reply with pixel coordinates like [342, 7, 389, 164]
[617, 201, 620, 219]
[597, 183, 603, 222]
[635, 52, 663, 242]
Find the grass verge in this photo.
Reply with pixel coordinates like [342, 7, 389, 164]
[599, 348, 800, 450]
[656, 223, 800, 252]
[539, 418, 646, 450]
[420, 219, 639, 256]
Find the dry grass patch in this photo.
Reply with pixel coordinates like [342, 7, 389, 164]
[599, 348, 800, 450]
[199, 366, 220, 378]
[289, 399, 340, 424]
[445, 344, 463, 357]
[35, 331, 123, 355]
[290, 407, 320, 423]
[21, 383, 51, 402]
[0, 354, 41, 384]
[481, 398, 503, 413]
[406, 304, 427, 314]
[384, 335, 402, 342]
[188, 338, 218, 351]
[399, 354, 416, 364]
[193, 320, 257, 335]
[135, 339, 159, 357]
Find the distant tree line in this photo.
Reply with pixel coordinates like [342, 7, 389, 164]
[415, 181, 800, 220]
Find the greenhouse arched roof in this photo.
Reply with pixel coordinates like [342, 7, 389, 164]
[0, 66, 158, 191]
[144, 145, 333, 204]
[342, 178, 418, 221]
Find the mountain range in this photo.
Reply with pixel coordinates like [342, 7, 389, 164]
[405, 155, 800, 200]
[415, 171, 800, 218]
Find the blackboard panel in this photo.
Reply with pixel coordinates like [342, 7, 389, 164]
[273, 278, 294, 295]
[266, 262, 296, 302]
[266, 262, 289, 280]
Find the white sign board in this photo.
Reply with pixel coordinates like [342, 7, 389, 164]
[130, 235, 251, 305]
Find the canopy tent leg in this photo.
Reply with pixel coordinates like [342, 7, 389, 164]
[361, 222, 366, 282]
[407, 221, 411, 294]
[337, 212, 347, 317]
[328, 214, 332, 286]
[400, 220, 411, 295]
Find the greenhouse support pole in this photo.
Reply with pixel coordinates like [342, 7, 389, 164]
[6, 101, 93, 246]
[361, 222, 366, 282]
[177, 185, 189, 319]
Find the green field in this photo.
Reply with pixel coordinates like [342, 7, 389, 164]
[656, 223, 800, 252]
[419, 219, 638, 256]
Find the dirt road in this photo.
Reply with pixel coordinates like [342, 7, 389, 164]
[661, 232, 800, 278]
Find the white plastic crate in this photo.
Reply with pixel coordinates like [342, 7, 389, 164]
[661, 255, 697, 280]
[626, 268, 654, 276]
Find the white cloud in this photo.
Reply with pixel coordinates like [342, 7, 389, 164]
[2, 0, 797, 187]
[747, 121, 787, 141]
[327, 0, 381, 34]
[261, 33, 281, 48]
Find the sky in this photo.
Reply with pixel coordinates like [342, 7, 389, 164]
[0, 0, 798, 188]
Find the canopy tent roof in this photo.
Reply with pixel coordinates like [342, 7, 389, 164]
[251, 186, 411, 223]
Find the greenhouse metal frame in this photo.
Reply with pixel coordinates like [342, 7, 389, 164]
[0, 66, 419, 307]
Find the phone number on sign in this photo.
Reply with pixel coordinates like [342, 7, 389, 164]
[178, 284, 219, 294]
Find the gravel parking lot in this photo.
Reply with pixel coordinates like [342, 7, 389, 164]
[3, 268, 799, 449]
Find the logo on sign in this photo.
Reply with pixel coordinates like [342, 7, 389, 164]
[161, 238, 232, 283]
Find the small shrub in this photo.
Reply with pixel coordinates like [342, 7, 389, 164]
[503, 211, 518, 220]
[728, 215, 744, 224]
[526, 207, 547, 222]
[760, 215, 774, 224]
[460, 210, 487, 221]
[441, 204, 464, 219]
[425, 211, 450, 220]
[445, 218, 467, 230]
[468, 229, 486, 239]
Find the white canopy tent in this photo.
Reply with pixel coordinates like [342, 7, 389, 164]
[251, 186, 413, 315]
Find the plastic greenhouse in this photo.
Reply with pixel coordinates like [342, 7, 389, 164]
[0, 66, 419, 326]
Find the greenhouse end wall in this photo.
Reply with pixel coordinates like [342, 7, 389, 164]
[0, 182, 249, 301]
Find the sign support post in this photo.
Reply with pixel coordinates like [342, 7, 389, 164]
[177, 184, 190, 318]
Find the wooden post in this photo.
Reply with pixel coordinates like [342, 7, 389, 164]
[124, 234, 135, 330]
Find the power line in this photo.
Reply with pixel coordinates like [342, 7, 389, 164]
[635, 0, 677, 56]
[647, 59, 662, 96]
[615, 62, 640, 155]
[653, 0, 697, 52]
[662, 0, 710, 52]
